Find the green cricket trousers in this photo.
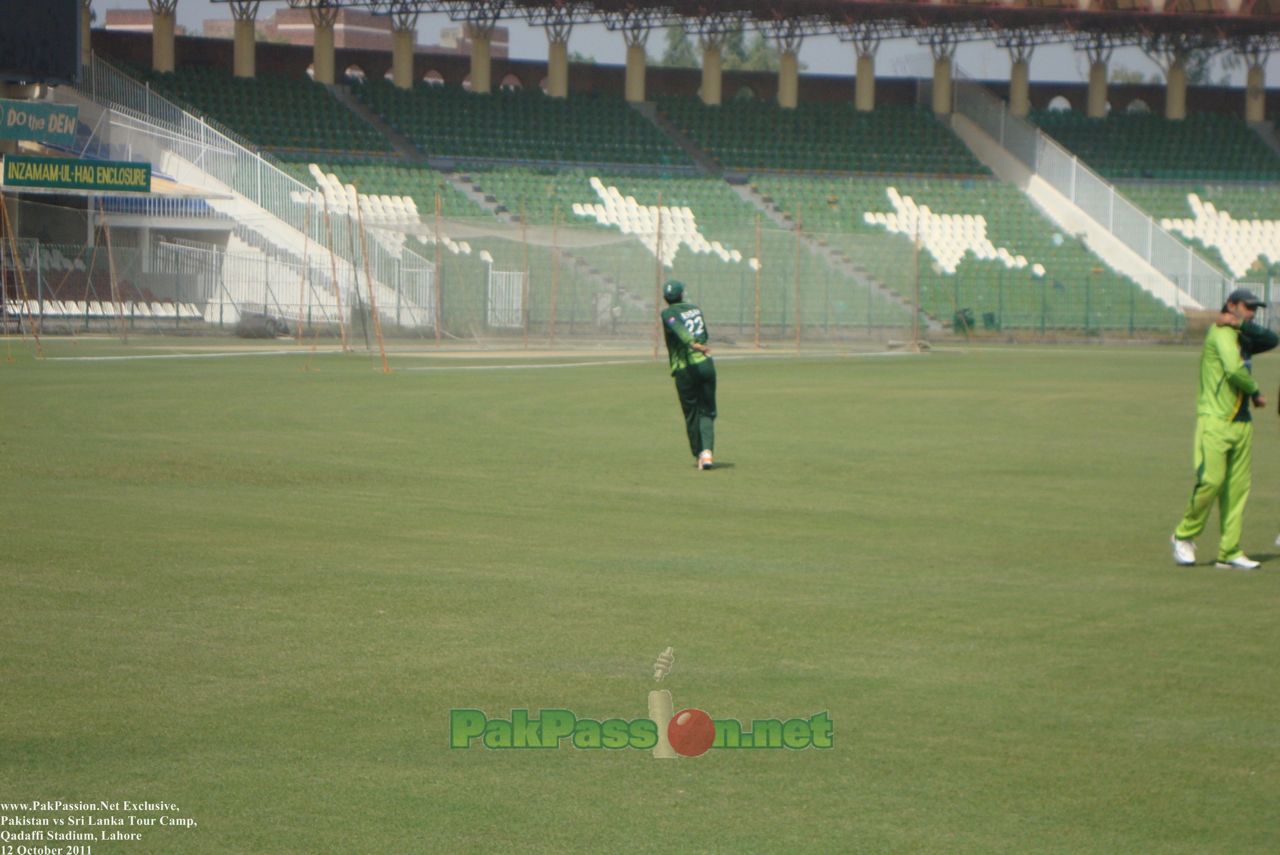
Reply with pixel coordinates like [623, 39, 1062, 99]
[673, 358, 716, 459]
[1175, 416, 1253, 562]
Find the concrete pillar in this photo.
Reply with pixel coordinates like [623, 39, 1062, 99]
[1010, 59, 1030, 118]
[470, 26, 493, 94]
[80, 1, 92, 68]
[313, 22, 335, 85]
[151, 8, 175, 73]
[233, 18, 256, 78]
[855, 53, 875, 112]
[548, 39, 569, 98]
[701, 43, 722, 106]
[1246, 63, 1266, 124]
[932, 56, 953, 115]
[1165, 58, 1187, 120]
[1087, 61, 1108, 118]
[778, 50, 799, 109]
[393, 29, 414, 89]
[305, 3, 338, 85]
[625, 44, 646, 103]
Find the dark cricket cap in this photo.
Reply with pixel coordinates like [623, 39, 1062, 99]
[663, 280, 685, 302]
[1227, 287, 1266, 307]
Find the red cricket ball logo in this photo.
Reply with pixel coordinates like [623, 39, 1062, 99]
[667, 707, 716, 757]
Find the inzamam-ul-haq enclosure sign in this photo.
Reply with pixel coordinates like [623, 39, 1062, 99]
[3, 154, 150, 193]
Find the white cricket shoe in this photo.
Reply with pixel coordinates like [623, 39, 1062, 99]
[1215, 555, 1261, 570]
[1274, 533, 1280, 547]
[1171, 535, 1196, 566]
[697, 450, 714, 470]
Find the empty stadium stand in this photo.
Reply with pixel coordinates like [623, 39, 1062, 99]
[1119, 182, 1280, 280]
[1030, 110, 1280, 181]
[752, 174, 1180, 330]
[463, 166, 911, 331]
[351, 79, 693, 166]
[657, 99, 987, 175]
[59, 46, 1246, 338]
[137, 65, 393, 155]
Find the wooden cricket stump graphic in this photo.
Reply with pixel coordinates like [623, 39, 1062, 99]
[648, 647, 678, 759]
[649, 647, 718, 759]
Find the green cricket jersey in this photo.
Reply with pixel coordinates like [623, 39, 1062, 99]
[1196, 323, 1271, 422]
[661, 302, 710, 375]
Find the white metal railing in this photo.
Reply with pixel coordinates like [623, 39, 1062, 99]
[152, 241, 435, 330]
[97, 193, 223, 220]
[66, 55, 436, 321]
[952, 77, 1235, 310]
[71, 57, 314, 239]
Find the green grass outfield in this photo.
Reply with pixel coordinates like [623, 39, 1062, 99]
[2, 338, 1279, 853]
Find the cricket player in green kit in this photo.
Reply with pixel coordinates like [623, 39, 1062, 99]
[660, 280, 717, 470]
[1172, 288, 1278, 569]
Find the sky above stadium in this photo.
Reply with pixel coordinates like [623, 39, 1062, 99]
[97, 0, 1262, 87]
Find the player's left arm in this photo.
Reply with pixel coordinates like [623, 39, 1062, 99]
[1212, 328, 1260, 396]
[1238, 319, 1279, 357]
[665, 313, 696, 345]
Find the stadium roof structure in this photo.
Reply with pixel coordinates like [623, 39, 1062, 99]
[216, 0, 1280, 45]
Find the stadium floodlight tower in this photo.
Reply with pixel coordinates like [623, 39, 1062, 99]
[600, 4, 673, 103]
[147, 0, 179, 73]
[521, 2, 600, 98]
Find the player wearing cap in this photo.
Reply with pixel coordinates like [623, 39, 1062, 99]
[660, 280, 717, 470]
[1172, 287, 1278, 569]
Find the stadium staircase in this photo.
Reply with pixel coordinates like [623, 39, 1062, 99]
[448, 172, 514, 220]
[288, 156, 659, 320]
[447, 167, 916, 333]
[949, 78, 1235, 312]
[1248, 121, 1280, 160]
[629, 101, 723, 176]
[456, 169, 656, 316]
[727, 182, 941, 332]
[327, 84, 425, 164]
